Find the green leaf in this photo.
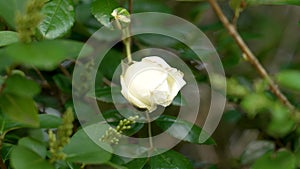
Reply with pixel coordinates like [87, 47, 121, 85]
[222, 110, 242, 124]
[252, 149, 296, 169]
[0, 0, 27, 28]
[2, 143, 13, 162]
[241, 93, 272, 118]
[91, 0, 119, 27]
[11, 145, 54, 169]
[0, 76, 3, 86]
[0, 31, 19, 47]
[133, 0, 172, 13]
[63, 124, 112, 164]
[227, 78, 249, 98]
[267, 102, 295, 137]
[113, 144, 149, 158]
[3, 75, 40, 97]
[276, 70, 300, 92]
[53, 74, 72, 94]
[0, 50, 13, 71]
[0, 94, 39, 127]
[38, 0, 75, 39]
[0, 113, 27, 135]
[246, 0, 300, 6]
[150, 150, 193, 169]
[98, 49, 123, 80]
[171, 93, 187, 106]
[18, 137, 47, 158]
[241, 141, 275, 165]
[155, 115, 215, 145]
[38, 114, 62, 128]
[4, 40, 85, 70]
[125, 158, 148, 169]
[93, 86, 127, 104]
[295, 148, 300, 167]
[136, 34, 179, 48]
[28, 129, 48, 143]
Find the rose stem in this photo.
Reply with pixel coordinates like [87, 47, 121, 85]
[145, 112, 154, 156]
[124, 28, 132, 63]
[114, 17, 132, 64]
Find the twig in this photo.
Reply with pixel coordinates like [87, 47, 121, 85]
[207, 0, 296, 113]
[58, 65, 71, 78]
[33, 67, 51, 89]
[102, 77, 117, 87]
[128, 0, 133, 14]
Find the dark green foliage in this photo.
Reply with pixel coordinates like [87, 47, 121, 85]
[0, 0, 299, 169]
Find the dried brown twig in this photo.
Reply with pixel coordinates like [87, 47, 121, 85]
[207, 0, 297, 113]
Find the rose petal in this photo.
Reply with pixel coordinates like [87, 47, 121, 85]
[118, 15, 131, 23]
[152, 80, 172, 106]
[143, 56, 172, 69]
[128, 69, 168, 102]
[120, 76, 149, 109]
[124, 61, 168, 96]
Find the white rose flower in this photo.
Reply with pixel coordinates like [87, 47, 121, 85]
[120, 56, 186, 112]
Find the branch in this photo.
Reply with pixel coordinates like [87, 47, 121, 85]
[207, 0, 296, 112]
[58, 65, 71, 78]
[33, 67, 51, 89]
[128, 0, 133, 14]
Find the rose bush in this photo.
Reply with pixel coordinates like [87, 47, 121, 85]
[120, 56, 186, 112]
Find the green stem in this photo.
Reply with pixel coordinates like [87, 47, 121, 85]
[124, 36, 132, 63]
[0, 135, 7, 169]
[145, 112, 153, 156]
[115, 18, 132, 64]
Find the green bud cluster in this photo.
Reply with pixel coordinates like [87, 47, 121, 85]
[49, 107, 74, 163]
[16, 0, 46, 43]
[100, 115, 139, 144]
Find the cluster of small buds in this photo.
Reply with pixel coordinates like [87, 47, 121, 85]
[48, 107, 74, 163]
[100, 115, 139, 144]
[16, 0, 46, 43]
[48, 130, 66, 163]
[57, 107, 74, 146]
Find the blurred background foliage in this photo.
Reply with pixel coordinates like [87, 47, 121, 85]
[0, 0, 300, 169]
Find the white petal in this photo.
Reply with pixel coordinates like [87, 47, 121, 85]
[120, 75, 149, 109]
[111, 9, 118, 17]
[152, 80, 171, 106]
[128, 69, 168, 99]
[143, 56, 186, 93]
[168, 76, 185, 101]
[123, 61, 168, 97]
[142, 56, 172, 69]
[118, 15, 131, 23]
